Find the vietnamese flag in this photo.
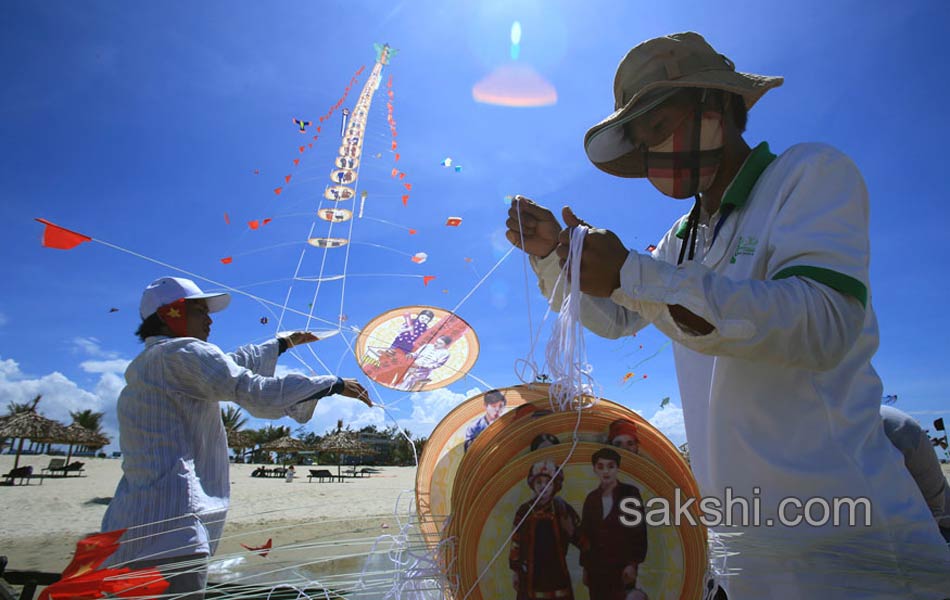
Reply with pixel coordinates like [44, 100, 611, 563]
[35, 218, 92, 250]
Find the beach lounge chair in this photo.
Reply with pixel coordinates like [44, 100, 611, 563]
[40, 458, 67, 477]
[2, 466, 34, 486]
[63, 461, 85, 476]
[307, 469, 336, 483]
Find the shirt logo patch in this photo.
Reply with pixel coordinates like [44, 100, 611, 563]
[730, 236, 759, 263]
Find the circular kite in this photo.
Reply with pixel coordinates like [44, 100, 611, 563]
[354, 305, 479, 393]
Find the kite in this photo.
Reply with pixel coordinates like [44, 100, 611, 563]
[660, 397, 670, 409]
[354, 305, 478, 392]
[646, 244, 657, 253]
[108, 308, 119, 313]
[412, 252, 428, 264]
[274, 187, 283, 195]
[220, 257, 233, 264]
[260, 317, 269, 325]
[241, 538, 273, 558]
[422, 275, 436, 286]
[307, 237, 349, 248]
[441, 157, 453, 167]
[293, 118, 312, 133]
[35, 218, 92, 250]
[318, 208, 353, 223]
[445, 217, 462, 227]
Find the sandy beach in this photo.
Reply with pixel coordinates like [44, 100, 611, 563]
[0, 453, 420, 593]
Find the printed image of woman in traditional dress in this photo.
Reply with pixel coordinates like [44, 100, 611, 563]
[509, 459, 581, 600]
[579, 447, 649, 600]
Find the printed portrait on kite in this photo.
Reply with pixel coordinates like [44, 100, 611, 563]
[355, 305, 479, 392]
[335, 156, 359, 170]
[324, 185, 354, 201]
[318, 208, 353, 223]
[330, 168, 357, 184]
[307, 237, 349, 248]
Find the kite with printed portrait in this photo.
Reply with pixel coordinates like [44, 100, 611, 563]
[355, 305, 479, 392]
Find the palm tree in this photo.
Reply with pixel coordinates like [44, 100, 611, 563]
[70, 408, 105, 454]
[221, 405, 248, 432]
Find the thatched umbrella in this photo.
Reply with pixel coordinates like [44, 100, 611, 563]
[260, 435, 309, 465]
[316, 425, 374, 479]
[227, 429, 256, 461]
[36, 422, 102, 465]
[0, 412, 68, 470]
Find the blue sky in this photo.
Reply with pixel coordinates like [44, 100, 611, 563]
[1, 0, 948, 453]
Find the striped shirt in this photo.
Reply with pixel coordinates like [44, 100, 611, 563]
[102, 336, 340, 565]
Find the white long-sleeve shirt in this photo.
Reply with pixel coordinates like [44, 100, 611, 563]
[534, 142, 950, 598]
[102, 336, 340, 566]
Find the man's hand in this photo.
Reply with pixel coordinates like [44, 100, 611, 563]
[339, 379, 373, 407]
[282, 331, 319, 348]
[505, 196, 562, 258]
[556, 207, 630, 298]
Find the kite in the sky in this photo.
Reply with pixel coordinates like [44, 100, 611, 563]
[445, 217, 462, 227]
[260, 317, 269, 325]
[660, 397, 670, 409]
[293, 118, 312, 133]
[108, 307, 119, 313]
[412, 252, 428, 264]
[441, 157, 453, 167]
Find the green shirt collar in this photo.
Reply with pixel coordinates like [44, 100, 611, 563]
[675, 142, 777, 239]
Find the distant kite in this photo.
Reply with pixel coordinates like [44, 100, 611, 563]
[293, 118, 312, 133]
[445, 217, 462, 227]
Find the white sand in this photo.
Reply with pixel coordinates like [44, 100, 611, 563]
[0, 453, 418, 579]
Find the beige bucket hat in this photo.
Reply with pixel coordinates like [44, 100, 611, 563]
[584, 32, 784, 178]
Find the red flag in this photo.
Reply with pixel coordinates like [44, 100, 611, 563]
[308, 143, 312, 148]
[299, 146, 305, 153]
[248, 220, 260, 230]
[293, 158, 300, 166]
[223, 212, 230, 225]
[398, 172, 405, 180]
[262, 218, 272, 226]
[35, 218, 92, 250]
[394, 153, 400, 161]
[39, 528, 169, 599]
[392, 141, 398, 150]
[404, 183, 412, 191]
[391, 168, 399, 178]
[312, 135, 318, 141]
[402, 195, 409, 206]
[423, 276, 436, 287]
[317, 126, 322, 133]
[408, 229, 417, 235]
[285, 174, 292, 184]
[274, 187, 283, 195]
[221, 257, 233, 264]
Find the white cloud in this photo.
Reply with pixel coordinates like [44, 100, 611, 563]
[393, 386, 482, 438]
[647, 403, 687, 447]
[72, 337, 119, 359]
[0, 357, 111, 424]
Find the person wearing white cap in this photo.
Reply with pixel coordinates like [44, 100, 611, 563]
[100, 276, 373, 598]
[506, 32, 949, 599]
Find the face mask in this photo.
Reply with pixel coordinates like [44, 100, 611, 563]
[645, 107, 724, 198]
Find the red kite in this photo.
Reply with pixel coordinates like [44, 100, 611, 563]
[240, 538, 273, 558]
[35, 218, 92, 250]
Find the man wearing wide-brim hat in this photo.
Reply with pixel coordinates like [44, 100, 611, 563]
[100, 276, 373, 599]
[507, 32, 949, 599]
